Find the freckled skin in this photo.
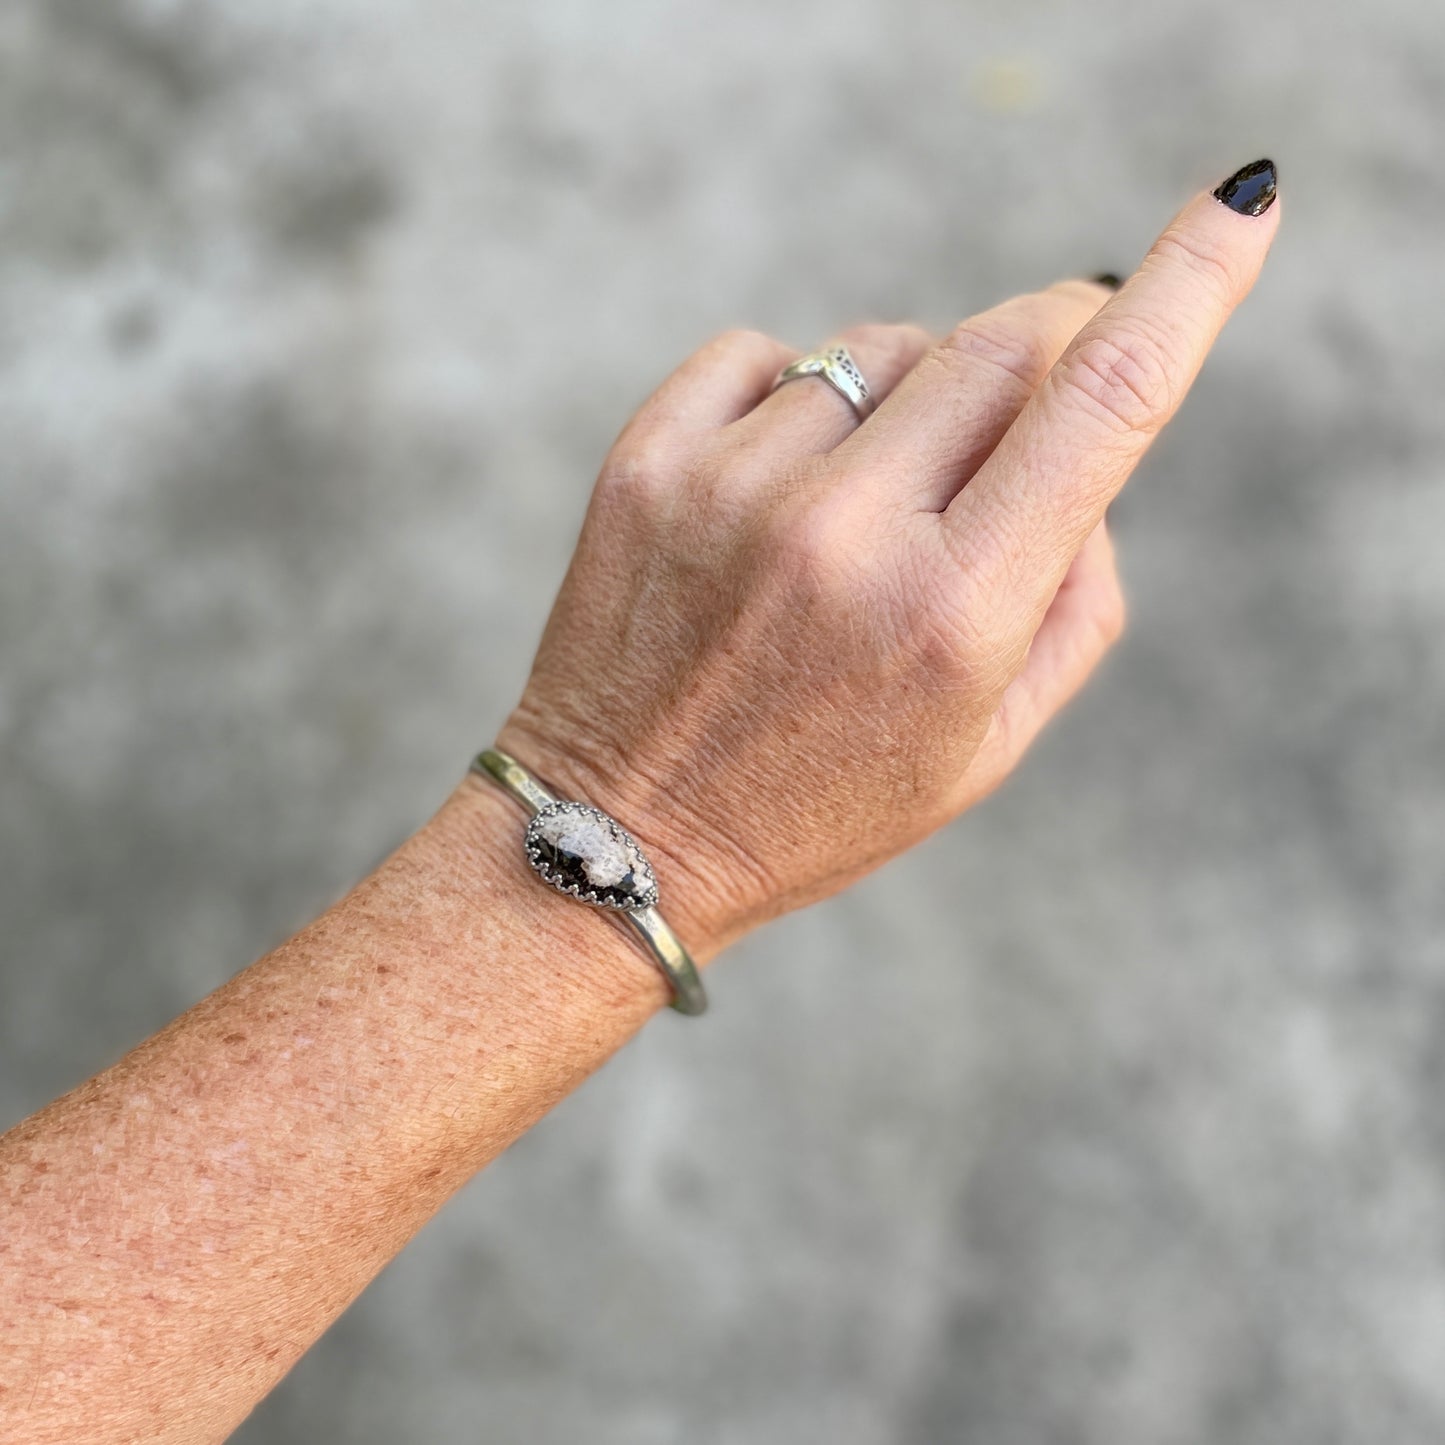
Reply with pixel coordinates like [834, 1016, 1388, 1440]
[1, 783, 666, 1443]
[0, 169, 1278, 1442]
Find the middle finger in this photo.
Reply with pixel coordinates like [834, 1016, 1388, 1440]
[835, 278, 1115, 510]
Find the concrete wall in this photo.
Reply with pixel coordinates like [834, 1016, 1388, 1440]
[3, 2, 1444, 1440]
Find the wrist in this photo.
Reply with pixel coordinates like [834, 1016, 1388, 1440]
[492, 716, 765, 963]
[414, 773, 692, 1014]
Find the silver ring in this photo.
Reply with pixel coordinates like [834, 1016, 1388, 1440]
[772, 342, 875, 420]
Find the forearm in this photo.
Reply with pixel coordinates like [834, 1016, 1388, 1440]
[0, 776, 674, 1444]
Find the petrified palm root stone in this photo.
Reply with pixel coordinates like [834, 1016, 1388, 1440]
[524, 801, 659, 910]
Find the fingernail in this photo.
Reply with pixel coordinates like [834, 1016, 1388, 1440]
[1091, 272, 1123, 290]
[1213, 158, 1277, 217]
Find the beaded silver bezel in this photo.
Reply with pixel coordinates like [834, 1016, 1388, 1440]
[523, 800, 660, 911]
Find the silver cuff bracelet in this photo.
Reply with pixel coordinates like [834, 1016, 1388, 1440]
[470, 748, 708, 1017]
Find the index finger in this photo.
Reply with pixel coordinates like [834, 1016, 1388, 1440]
[943, 159, 1280, 635]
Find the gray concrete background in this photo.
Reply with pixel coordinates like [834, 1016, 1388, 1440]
[3, 2, 1445, 1441]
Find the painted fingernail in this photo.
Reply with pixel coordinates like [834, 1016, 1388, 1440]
[1091, 272, 1123, 290]
[1213, 158, 1277, 217]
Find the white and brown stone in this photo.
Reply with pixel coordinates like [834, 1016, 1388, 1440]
[525, 802, 659, 910]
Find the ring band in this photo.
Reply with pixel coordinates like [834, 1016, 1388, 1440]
[470, 748, 708, 1017]
[772, 342, 875, 420]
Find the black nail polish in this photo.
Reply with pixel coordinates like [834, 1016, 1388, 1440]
[1213, 158, 1277, 216]
[1091, 272, 1123, 290]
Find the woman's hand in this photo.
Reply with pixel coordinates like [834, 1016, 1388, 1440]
[0, 166, 1280, 1441]
[496, 165, 1280, 959]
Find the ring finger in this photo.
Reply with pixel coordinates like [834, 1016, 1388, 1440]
[728, 321, 936, 460]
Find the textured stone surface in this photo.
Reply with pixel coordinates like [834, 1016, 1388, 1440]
[529, 803, 656, 907]
[4, 3, 1445, 1443]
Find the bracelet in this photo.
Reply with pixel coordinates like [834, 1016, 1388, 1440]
[469, 748, 708, 1017]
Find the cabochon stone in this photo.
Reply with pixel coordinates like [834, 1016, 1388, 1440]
[528, 805, 657, 909]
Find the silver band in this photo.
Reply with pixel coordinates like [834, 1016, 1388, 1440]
[470, 748, 708, 1017]
[772, 342, 875, 420]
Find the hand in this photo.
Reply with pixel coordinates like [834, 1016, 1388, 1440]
[495, 165, 1280, 960]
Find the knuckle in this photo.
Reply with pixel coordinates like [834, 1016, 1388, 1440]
[768, 498, 870, 601]
[1052, 327, 1176, 437]
[929, 539, 1006, 666]
[709, 326, 781, 363]
[925, 604, 1018, 701]
[939, 500, 1026, 598]
[772, 504, 840, 572]
[600, 428, 683, 504]
[837, 321, 932, 370]
[894, 322, 936, 353]
[926, 594, 991, 676]
[936, 315, 1048, 395]
[1152, 225, 1241, 305]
